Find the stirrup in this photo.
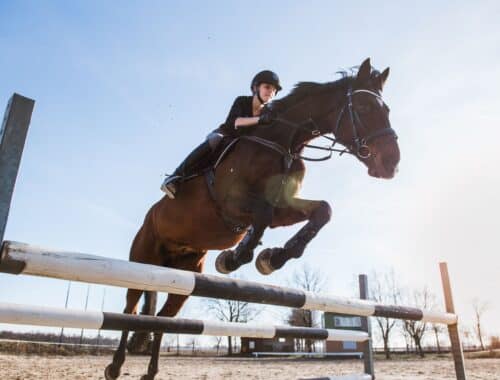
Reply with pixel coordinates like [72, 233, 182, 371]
[160, 175, 181, 199]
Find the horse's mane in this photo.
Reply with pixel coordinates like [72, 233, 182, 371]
[271, 72, 351, 112]
[271, 67, 380, 113]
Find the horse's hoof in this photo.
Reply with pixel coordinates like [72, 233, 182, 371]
[140, 375, 156, 380]
[104, 364, 120, 380]
[215, 250, 235, 274]
[255, 248, 276, 275]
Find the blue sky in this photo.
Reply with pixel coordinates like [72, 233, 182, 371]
[1, 1, 499, 345]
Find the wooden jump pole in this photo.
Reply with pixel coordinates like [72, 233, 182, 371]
[0, 94, 35, 243]
[440, 262, 467, 380]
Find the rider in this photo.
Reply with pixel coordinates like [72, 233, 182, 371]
[161, 70, 282, 198]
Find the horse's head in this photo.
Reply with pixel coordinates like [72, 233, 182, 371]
[264, 59, 400, 178]
[333, 58, 400, 179]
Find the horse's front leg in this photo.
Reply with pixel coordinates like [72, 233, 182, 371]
[256, 198, 331, 275]
[215, 197, 273, 274]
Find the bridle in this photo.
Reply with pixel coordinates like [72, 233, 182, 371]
[275, 86, 398, 161]
[334, 88, 397, 159]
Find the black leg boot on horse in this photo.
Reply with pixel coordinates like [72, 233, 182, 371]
[215, 198, 273, 274]
[256, 200, 332, 275]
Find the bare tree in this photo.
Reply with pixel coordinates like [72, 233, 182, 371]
[431, 323, 445, 353]
[186, 337, 197, 354]
[401, 325, 413, 354]
[287, 265, 326, 352]
[472, 298, 489, 350]
[370, 269, 401, 359]
[205, 277, 262, 355]
[162, 335, 177, 353]
[213, 336, 224, 355]
[290, 264, 326, 293]
[459, 325, 473, 348]
[401, 287, 434, 358]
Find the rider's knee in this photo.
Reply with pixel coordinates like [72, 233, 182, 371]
[206, 132, 224, 150]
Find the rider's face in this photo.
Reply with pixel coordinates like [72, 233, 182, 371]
[256, 83, 277, 103]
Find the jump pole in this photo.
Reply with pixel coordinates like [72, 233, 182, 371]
[440, 262, 467, 380]
[359, 274, 374, 379]
[0, 94, 35, 244]
[0, 301, 369, 342]
[0, 240, 458, 326]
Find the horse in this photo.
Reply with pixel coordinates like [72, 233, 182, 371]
[105, 58, 400, 380]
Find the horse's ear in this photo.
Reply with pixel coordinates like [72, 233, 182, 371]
[357, 58, 371, 82]
[378, 67, 390, 90]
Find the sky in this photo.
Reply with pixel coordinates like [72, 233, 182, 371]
[0, 1, 499, 347]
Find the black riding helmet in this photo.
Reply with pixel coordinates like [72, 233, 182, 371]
[250, 70, 282, 94]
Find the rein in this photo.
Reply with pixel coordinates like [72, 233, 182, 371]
[276, 87, 397, 161]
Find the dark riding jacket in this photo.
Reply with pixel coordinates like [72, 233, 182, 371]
[217, 96, 257, 137]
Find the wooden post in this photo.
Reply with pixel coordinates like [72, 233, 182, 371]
[439, 262, 467, 380]
[0, 94, 35, 243]
[359, 274, 374, 379]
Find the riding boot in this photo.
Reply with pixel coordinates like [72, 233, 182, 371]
[161, 140, 213, 198]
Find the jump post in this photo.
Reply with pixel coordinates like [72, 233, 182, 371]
[0, 93, 468, 380]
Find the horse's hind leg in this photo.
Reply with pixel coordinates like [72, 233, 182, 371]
[105, 288, 143, 380]
[215, 197, 273, 274]
[141, 251, 206, 379]
[256, 199, 331, 275]
[140, 294, 189, 380]
[127, 218, 163, 353]
[106, 217, 160, 379]
[127, 290, 157, 353]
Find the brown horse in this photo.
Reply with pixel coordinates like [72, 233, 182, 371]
[105, 58, 400, 379]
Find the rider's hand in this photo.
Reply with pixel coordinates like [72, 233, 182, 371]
[258, 106, 277, 125]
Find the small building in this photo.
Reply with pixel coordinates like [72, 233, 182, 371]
[240, 336, 295, 355]
[324, 312, 366, 357]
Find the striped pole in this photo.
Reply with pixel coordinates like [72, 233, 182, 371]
[0, 302, 369, 342]
[0, 240, 457, 325]
[0, 241, 457, 325]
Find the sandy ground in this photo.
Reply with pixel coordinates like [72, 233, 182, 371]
[0, 354, 498, 380]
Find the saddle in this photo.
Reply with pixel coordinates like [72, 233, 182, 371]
[177, 135, 294, 233]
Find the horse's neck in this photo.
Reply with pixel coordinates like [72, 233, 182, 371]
[276, 104, 342, 150]
[253, 84, 347, 150]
